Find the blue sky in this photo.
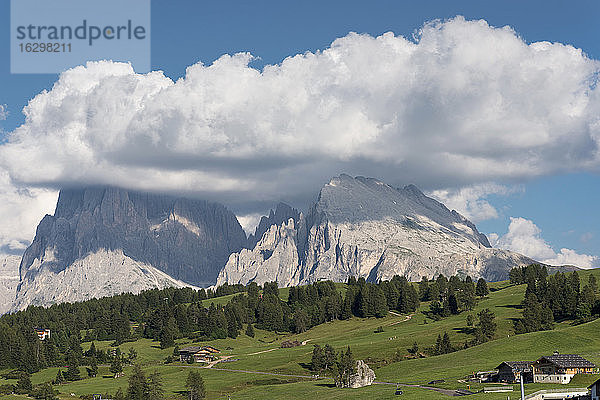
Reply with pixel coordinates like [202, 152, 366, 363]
[0, 0, 599, 265]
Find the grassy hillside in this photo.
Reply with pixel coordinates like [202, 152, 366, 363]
[1, 269, 599, 399]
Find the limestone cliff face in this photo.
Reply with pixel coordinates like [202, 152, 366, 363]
[13, 249, 194, 311]
[217, 218, 301, 287]
[0, 256, 20, 314]
[218, 175, 535, 286]
[14, 187, 247, 310]
[247, 203, 300, 248]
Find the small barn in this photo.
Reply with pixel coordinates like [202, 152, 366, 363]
[532, 353, 596, 384]
[495, 361, 533, 383]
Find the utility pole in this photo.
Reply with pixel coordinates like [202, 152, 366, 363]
[518, 372, 525, 400]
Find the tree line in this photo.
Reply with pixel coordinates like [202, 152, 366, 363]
[419, 275, 488, 319]
[0, 276, 422, 374]
[511, 264, 599, 333]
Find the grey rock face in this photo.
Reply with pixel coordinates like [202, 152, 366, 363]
[20, 187, 247, 288]
[218, 175, 535, 286]
[13, 249, 194, 311]
[247, 203, 300, 248]
[0, 255, 20, 314]
[218, 218, 301, 287]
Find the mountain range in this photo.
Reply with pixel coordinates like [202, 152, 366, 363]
[12, 187, 246, 311]
[4, 175, 543, 312]
[217, 175, 535, 286]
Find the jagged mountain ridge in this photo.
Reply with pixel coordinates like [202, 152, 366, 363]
[247, 203, 300, 248]
[20, 187, 247, 286]
[217, 175, 536, 286]
[9, 176, 538, 312]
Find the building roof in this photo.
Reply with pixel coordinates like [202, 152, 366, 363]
[179, 346, 203, 354]
[496, 361, 532, 371]
[179, 345, 220, 354]
[535, 354, 596, 369]
[589, 378, 600, 389]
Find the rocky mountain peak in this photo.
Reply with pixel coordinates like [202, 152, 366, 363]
[19, 186, 247, 289]
[312, 175, 490, 248]
[219, 174, 531, 287]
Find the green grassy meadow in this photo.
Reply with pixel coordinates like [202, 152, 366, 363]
[2, 269, 599, 399]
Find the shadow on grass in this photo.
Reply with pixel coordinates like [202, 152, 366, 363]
[453, 327, 475, 335]
[489, 284, 516, 292]
[315, 383, 337, 388]
[497, 304, 523, 309]
[298, 362, 312, 371]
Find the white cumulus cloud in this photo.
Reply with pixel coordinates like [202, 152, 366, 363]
[1, 17, 600, 256]
[0, 16, 599, 213]
[0, 105, 7, 121]
[491, 217, 597, 268]
[0, 170, 58, 257]
[429, 183, 521, 223]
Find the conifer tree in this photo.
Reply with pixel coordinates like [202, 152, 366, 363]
[30, 382, 58, 400]
[87, 357, 98, 377]
[110, 355, 123, 376]
[440, 332, 452, 354]
[311, 344, 324, 371]
[186, 370, 206, 399]
[54, 369, 65, 384]
[589, 275, 598, 293]
[419, 277, 430, 301]
[323, 344, 336, 371]
[15, 373, 32, 394]
[476, 308, 496, 341]
[147, 371, 164, 400]
[86, 342, 97, 358]
[128, 347, 138, 363]
[340, 291, 353, 320]
[159, 317, 179, 349]
[245, 323, 255, 338]
[466, 314, 474, 327]
[476, 278, 489, 297]
[334, 347, 356, 388]
[65, 355, 81, 381]
[127, 364, 148, 400]
[409, 342, 419, 355]
[448, 292, 459, 315]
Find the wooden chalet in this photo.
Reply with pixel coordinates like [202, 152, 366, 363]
[179, 345, 220, 363]
[532, 352, 596, 384]
[495, 361, 533, 383]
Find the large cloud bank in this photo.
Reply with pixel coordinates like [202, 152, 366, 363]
[2, 17, 600, 206]
[1, 17, 599, 265]
[490, 217, 597, 268]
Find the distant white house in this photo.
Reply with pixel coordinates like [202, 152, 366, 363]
[34, 328, 50, 341]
